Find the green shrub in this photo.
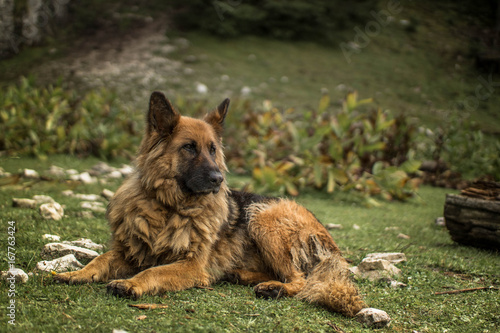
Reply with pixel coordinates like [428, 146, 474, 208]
[222, 92, 422, 204]
[416, 117, 500, 180]
[0, 76, 141, 159]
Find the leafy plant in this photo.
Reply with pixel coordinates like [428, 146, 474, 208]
[0, 76, 141, 159]
[225, 92, 422, 203]
[415, 116, 500, 181]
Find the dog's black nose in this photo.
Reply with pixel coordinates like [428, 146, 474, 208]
[209, 171, 223, 186]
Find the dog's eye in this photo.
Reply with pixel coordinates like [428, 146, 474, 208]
[182, 143, 196, 153]
[209, 144, 216, 156]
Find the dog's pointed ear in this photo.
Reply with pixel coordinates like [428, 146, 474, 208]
[205, 98, 230, 137]
[147, 92, 180, 135]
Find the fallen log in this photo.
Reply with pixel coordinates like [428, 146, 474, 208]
[444, 194, 500, 250]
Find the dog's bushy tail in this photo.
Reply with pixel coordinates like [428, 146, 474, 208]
[295, 252, 365, 317]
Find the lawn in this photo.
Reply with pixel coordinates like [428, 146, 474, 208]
[0, 156, 498, 332]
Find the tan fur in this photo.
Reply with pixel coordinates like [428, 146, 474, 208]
[54, 92, 366, 317]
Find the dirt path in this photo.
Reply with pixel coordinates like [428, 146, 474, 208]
[34, 19, 189, 111]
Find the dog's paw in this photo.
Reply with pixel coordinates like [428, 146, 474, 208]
[254, 281, 285, 299]
[107, 279, 142, 299]
[53, 271, 91, 285]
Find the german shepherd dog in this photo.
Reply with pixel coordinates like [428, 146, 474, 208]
[54, 92, 366, 317]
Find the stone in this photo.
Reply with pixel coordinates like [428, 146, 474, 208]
[78, 172, 97, 184]
[74, 193, 102, 201]
[1, 268, 29, 284]
[118, 164, 134, 177]
[41, 242, 99, 261]
[39, 202, 64, 220]
[66, 169, 78, 176]
[42, 234, 61, 242]
[240, 86, 251, 96]
[63, 238, 104, 252]
[365, 252, 407, 264]
[325, 223, 343, 230]
[32, 195, 55, 205]
[62, 190, 75, 197]
[350, 257, 402, 281]
[0, 167, 12, 177]
[23, 168, 39, 179]
[80, 201, 106, 213]
[12, 198, 36, 209]
[90, 161, 115, 175]
[356, 308, 391, 328]
[397, 233, 411, 239]
[389, 280, 407, 288]
[435, 217, 446, 227]
[47, 165, 66, 178]
[107, 170, 123, 179]
[196, 83, 208, 94]
[101, 189, 115, 201]
[35, 254, 83, 272]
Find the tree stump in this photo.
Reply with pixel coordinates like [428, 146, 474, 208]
[444, 194, 500, 250]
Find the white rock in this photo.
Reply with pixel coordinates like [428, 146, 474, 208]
[23, 168, 40, 179]
[118, 164, 134, 177]
[66, 169, 78, 176]
[32, 195, 55, 205]
[42, 234, 61, 242]
[240, 86, 252, 96]
[107, 170, 123, 179]
[365, 252, 407, 264]
[389, 280, 407, 288]
[62, 190, 75, 197]
[356, 308, 391, 328]
[101, 189, 115, 201]
[41, 243, 99, 261]
[351, 258, 402, 281]
[325, 223, 343, 230]
[397, 233, 410, 240]
[1, 268, 29, 283]
[47, 165, 66, 178]
[358, 258, 401, 274]
[78, 172, 97, 184]
[39, 202, 64, 220]
[0, 167, 12, 177]
[435, 217, 445, 227]
[74, 193, 102, 201]
[12, 198, 37, 209]
[63, 238, 104, 252]
[80, 201, 106, 213]
[196, 83, 208, 94]
[353, 224, 360, 230]
[35, 254, 84, 272]
[90, 162, 115, 175]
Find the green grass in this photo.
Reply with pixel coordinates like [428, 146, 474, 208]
[1, 156, 499, 332]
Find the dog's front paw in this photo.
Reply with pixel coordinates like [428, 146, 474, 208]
[54, 271, 92, 285]
[107, 279, 142, 299]
[254, 281, 286, 299]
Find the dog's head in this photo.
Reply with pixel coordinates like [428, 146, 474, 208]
[136, 92, 230, 202]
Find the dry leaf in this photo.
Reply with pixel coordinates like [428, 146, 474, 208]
[128, 303, 169, 310]
[136, 315, 147, 321]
